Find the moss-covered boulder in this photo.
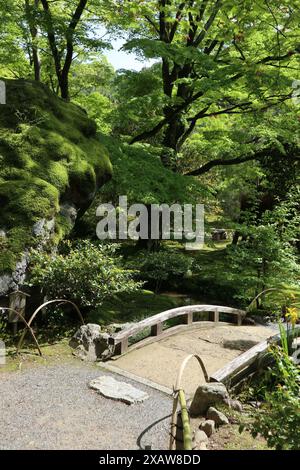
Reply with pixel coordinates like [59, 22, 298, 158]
[0, 78, 112, 295]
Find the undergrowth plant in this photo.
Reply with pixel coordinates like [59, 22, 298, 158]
[28, 241, 142, 310]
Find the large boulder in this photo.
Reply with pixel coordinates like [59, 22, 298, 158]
[69, 324, 111, 361]
[190, 382, 229, 416]
[0, 79, 112, 296]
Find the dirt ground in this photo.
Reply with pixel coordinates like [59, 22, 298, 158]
[112, 323, 276, 394]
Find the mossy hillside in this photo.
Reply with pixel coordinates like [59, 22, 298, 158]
[0, 79, 112, 274]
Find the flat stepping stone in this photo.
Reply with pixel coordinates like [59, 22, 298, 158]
[89, 376, 149, 405]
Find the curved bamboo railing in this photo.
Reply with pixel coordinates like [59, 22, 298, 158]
[0, 307, 43, 356]
[169, 354, 209, 451]
[16, 299, 84, 355]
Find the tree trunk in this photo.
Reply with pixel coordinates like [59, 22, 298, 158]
[161, 111, 187, 167]
[59, 73, 69, 101]
[25, 0, 41, 81]
[135, 204, 161, 251]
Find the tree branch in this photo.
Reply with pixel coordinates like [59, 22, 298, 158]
[62, 0, 88, 78]
[185, 149, 272, 176]
[40, 0, 61, 79]
[186, 147, 300, 176]
[194, 0, 222, 47]
[169, 1, 187, 42]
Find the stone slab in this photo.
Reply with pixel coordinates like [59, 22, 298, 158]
[89, 376, 149, 405]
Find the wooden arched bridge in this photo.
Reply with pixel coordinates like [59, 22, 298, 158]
[105, 304, 300, 391]
[108, 304, 246, 356]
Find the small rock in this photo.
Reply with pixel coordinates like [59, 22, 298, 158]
[193, 430, 209, 446]
[230, 399, 243, 412]
[198, 442, 207, 450]
[60, 202, 77, 225]
[207, 407, 229, 426]
[190, 382, 229, 416]
[199, 419, 215, 437]
[46, 218, 55, 232]
[224, 398, 243, 412]
[89, 376, 149, 404]
[32, 219, 46, 237]
[243, 317, 256, 326]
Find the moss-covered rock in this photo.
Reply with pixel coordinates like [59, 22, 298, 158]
[0, 78, 112, 294]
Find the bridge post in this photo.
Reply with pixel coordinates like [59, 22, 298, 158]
[115, 338, 128, 355]
[151, 322, 163, 336]
[182, 312, 193, 325]
[214, 309, 219, 323]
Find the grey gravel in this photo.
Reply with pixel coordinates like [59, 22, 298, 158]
[0, 362, 172, 450]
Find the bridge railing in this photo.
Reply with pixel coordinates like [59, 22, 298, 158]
[108, 304, 246, 356]
[210, 325, 300, 388]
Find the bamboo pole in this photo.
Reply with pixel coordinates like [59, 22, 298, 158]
[169, 393, 179, 451]
[178, 389, 192, 450]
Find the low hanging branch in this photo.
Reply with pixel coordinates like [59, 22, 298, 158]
[185, 146, 300, 177]
[185, 151, 270, 176]
[0, 307, 42, 356]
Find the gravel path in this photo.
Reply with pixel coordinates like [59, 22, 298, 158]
[0, 362, 172, 450]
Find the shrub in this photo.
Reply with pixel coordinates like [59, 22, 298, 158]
[28, 241, 142, 309]
[226, 225, 300, 307]
[243, 345, 300, 450]
[133, 250, 194, 293]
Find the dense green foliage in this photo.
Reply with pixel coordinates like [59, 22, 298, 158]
[243, 345, 300, 450]
[28, 241, 141, 308]
[132, 250, 194, 293]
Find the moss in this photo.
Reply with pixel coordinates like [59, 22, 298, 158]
[0, 79, 112, 277]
